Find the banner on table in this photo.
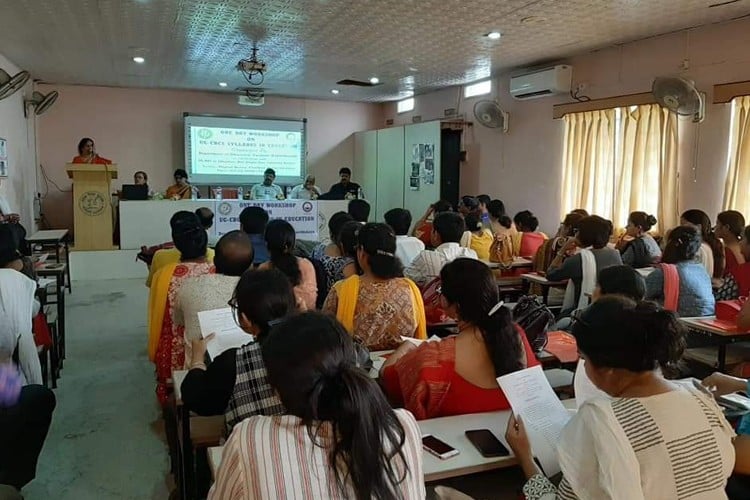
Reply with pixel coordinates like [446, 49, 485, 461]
[215, 200, 319, 241]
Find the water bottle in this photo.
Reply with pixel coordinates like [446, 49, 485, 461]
[237, 186, 243, 200]
[215, 186, 223, 200]
[357, 187, 363, 200]
[190, 186, 197, 200]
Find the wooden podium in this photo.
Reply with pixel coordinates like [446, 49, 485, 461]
[66, 163, 118, 250]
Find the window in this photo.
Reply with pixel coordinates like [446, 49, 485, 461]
[464, 80, 492, 98]
[560, 104, 678, 231]
[723, 96, 750, 216]
[397, 97, 414, 114]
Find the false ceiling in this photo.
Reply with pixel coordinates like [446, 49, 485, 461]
[0, 0, 748, 102]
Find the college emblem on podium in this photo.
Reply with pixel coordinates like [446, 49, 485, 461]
[218, 202, 232, 215]
[79, 191, 106, 216]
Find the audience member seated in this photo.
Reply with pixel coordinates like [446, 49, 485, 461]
[195, 207, 219, 247]
[487, 199, 516, 238]
[148, 212, 214, 405]
[209, 312, 425, 499]
[533, 212, 585, 279]
[716, 210, 746, 276]
[412, 199, 453, 247]
[384, 208, 424, 267]
[616, 211, 662, 267]
[181, 269, 296, 430]
[405, 212, 477, 287]
[505, 296, 735, 499]
[0, 269, 42, 386]
[0, 179, 29, 256]
[645, 226, 715, 317]
[476, 194, 492, 229]
[174, 231, 253, 367]
[381, 258, 539, 419]
[239, 206, 270, 266]
[310, 211, 353, 261]
[323, 223, 426, 350]
[258, 220, 317, 310]
[547, 215, 622, 316]
[146, 211, 215, 287]
[459, 212, 493, 260]
[165, 169, 197, 200]
[348, 198, 370, 223]
[681, 209, 725, 282]
[250, 168, 284, 200]
[0, 379, 55, 491]
[573, 265, 647, 404]
[702, 372, 750, 497]
[513, 210, 547, 258]
[457, 195, 479, 217]
[0, 225, 35, 282]
[320, 220, 359, 292]
[722, 224, 750, 299]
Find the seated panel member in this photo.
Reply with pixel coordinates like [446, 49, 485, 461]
[289, 175, 321, 200]
[165, 169, 198, 200]
[250, 168, 284, 200]
[323, 167, 361, 200]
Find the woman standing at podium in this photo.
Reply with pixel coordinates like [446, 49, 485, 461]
[72, 137, 112, 164]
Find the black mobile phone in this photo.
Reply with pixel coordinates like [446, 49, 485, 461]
[422, 434, 459, 459]
[465, 429, 510, 458]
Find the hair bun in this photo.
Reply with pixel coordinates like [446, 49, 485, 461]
[647, 215, 657, 226]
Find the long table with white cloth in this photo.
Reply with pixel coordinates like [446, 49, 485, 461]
[119, 199, 348, 249]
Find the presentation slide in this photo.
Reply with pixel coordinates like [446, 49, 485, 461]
[184, 114, 306, 185]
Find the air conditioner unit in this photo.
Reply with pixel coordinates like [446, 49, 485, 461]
[510, 65, 572, 100]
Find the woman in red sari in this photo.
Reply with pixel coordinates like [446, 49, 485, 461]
[726, 225, 750, 299]
[380, 258, 539, 419]
[716, 210, 746, 277]
[149, 212, 213, 405]
[72, 137, 112, 164]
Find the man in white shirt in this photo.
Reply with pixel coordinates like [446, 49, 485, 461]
[289, 175, 321, 200]
[384, 208, 424, 267]
[174, 230, 254, 365]
[405, 212, 478, 287]
[250, 168, 284, 200]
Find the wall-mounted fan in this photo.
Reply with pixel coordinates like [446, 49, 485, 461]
[24, 90, 58, 117]
[652, 76, 704, 123]
[473, 100, 509, 132]
[0, 69, 30, 100]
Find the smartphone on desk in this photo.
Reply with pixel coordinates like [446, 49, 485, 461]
[465, 429, 510, 458]
[422, 434, 459, 459]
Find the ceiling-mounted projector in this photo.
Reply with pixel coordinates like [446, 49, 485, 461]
[238, 88, 264, 106]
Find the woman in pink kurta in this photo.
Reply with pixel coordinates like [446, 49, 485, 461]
[259, 220, 317, 310]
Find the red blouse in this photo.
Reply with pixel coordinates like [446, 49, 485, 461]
[725, 248, 744, 278]
[381, 328, 540, 420]
[519, 232, 547, 259]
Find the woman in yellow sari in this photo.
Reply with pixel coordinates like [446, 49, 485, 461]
[323, 223, 426, 351]
[147, 212, 213, 405]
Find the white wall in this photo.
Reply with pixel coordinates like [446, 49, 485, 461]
[384, 17, 750, 234]
[0, 52, 37, 231]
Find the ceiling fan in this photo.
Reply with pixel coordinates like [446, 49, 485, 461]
[0, 68, 30, 100]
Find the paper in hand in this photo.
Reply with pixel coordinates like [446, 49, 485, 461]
[197, 308, 252, 360]
[497, 365, 572, 476]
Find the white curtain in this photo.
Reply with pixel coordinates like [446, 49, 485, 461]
[561, 104, 678, 231]
[723, 96, 750, 216]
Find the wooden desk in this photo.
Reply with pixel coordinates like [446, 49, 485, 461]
[520, 273, 568, 304]
[482, 257, 533, 270]
[680, 317, 750, 371]
[28, 230, 71, 292]
[36, 263, 67, 362]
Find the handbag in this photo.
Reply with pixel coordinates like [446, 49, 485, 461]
[489, 233, 515, 268]
[422, 277, 451, 324]
[512, 295, 555, 352]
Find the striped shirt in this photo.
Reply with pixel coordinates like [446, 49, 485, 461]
[209, 409, 426, 500]
[404, 242, 478, 287]
[523, 387, 735, 499]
